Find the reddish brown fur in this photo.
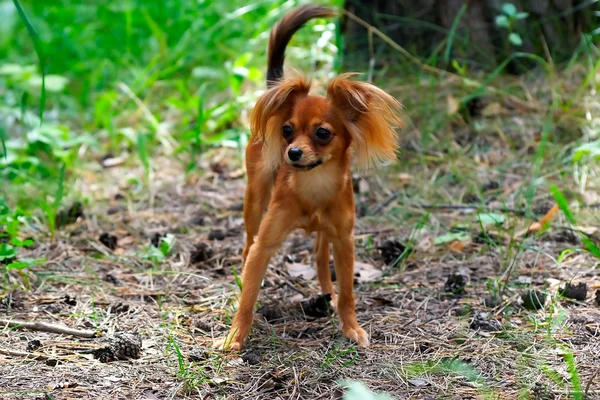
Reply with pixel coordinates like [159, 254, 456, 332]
[213, 5, 403, 351]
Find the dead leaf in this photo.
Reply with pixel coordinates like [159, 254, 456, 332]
[539, 204, 559, 226]
[447, 95, 460, 116]
[354, 262, 382, 283]
[449, 241, 466, 253]
[481, 102, 502, 116]
[408, 378, 430, 387]
[521, 203, 559, 236]
[286, 263, 316, 280]
[397, 173, 412, 187]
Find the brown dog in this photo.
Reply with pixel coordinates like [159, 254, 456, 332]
[214, 4, 403, 351]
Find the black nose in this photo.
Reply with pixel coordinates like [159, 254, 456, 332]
[288, 147, 303, 162]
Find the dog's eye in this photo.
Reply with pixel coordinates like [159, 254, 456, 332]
[315, 127, 332, 143]
[282, 125, 293, 140]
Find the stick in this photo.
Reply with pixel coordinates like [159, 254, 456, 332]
[370, 198, 538, 217]
[0, 347, 47, 360]
[0, 319, 97, 338]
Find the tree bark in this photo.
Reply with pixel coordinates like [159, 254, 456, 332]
[342, 0, 599, 74]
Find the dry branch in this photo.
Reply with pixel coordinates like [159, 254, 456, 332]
[0, 319, 97, 338]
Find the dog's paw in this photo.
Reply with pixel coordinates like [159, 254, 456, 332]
[212, 337, 243, 352]
[329, 294, 338, 311]
[342, 325, 369, 347]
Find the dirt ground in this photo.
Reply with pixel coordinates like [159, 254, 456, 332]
[1, 130, 600, 399]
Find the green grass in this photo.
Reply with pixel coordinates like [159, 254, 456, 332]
[0, 0, 341, 240]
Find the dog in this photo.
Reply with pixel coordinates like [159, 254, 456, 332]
[213, 4, 403, 351]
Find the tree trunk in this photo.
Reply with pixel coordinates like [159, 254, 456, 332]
[342, 0, 599, 74]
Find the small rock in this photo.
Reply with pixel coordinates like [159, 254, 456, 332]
[522, 290, 546, 310]
[559, 282, 587, 301]
[26, 339, 42, 353]
[190, 242, 213, 264]
[208, 229, 226, 241]
[99, 232, 118, 250]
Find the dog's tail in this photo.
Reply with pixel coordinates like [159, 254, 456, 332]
[267, 5, 336, 88]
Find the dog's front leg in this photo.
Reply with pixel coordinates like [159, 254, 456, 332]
[214, 203, 297, 351]
[331, 232, 369, 347]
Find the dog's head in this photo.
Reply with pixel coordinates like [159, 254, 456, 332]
[249, 73, 403, 171]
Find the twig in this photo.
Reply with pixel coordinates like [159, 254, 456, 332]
[585, 368, 599, 398]
[0, 347, 47, 360]
[0, 319, 97, 338]
[370, 197, 539, 217]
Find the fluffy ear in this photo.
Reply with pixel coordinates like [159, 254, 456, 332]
[327, 73, 403, 169]
[249, 76, 311, 170]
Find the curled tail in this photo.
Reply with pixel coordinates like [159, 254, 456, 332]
[267, 5, 336, 88]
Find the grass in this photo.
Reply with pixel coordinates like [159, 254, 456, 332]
[1, 0, 599, 399]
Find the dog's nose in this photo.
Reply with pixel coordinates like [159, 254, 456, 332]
[288, 147, 303, 162]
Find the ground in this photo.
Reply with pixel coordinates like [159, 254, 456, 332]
[2, 102, 600, 400]
[2, 51, 600, 399]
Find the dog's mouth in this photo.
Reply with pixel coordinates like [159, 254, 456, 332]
[289, 160, 323, 171]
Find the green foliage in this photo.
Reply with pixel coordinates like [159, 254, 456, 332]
[1, 0, 338, 239]
[339, 380, 396, 400]
[494, 3, 529, 47]
[142, 233, 176, 264]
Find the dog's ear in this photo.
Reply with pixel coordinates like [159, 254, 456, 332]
[327, 73, 403, 169]
[249, 76, 311, 169]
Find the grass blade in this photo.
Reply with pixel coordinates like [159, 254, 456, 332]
[12, 0, 45, 125]
[0, 126, 6, 163]
[443, 3, 468, 68]
[549, 184, 576, 225]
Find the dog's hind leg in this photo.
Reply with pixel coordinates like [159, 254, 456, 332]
[242, 142, 273, 265]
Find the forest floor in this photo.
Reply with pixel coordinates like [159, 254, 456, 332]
[2, 74, 600, 400]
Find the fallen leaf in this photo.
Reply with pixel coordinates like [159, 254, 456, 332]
[286, 263, 316, 280]
[448, 241, 466, 252]
[354, 262, 382, 283]
[481, 102, 502, 116]
[408, 378, 430, 387]
[477, 212, 506, 226]
[447, 95, 460, 116]
[434, 232, 470, 245]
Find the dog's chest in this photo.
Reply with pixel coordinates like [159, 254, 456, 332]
[292, 170, 339, 205]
